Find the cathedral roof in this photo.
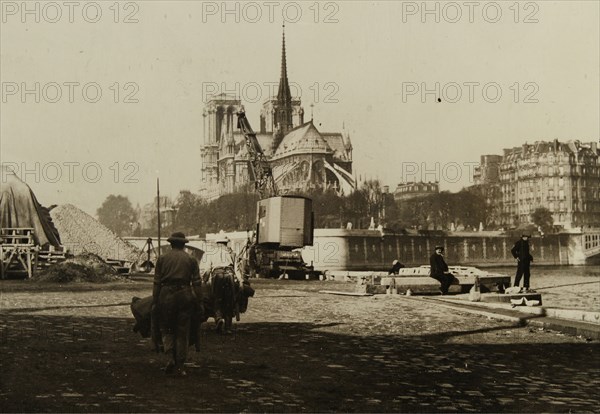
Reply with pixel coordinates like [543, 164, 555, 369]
[233, 132, 275, 159]
[321, 133, 349, 161]
[272, 121, 333, 158]
[256, 134, 276, 157]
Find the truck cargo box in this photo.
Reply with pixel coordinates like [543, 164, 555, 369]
[256, 196, 313, 248]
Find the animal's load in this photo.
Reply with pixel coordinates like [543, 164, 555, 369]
[50, 204, 139, 262]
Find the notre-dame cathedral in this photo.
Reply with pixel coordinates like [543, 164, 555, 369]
[200, 29, 354, 200]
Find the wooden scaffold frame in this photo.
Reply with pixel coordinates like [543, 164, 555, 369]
[0, 228, 36, 279]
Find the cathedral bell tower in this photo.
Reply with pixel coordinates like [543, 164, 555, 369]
[200, 94, 242, 199]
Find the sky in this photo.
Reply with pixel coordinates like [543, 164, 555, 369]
[1, 0, 599, 216]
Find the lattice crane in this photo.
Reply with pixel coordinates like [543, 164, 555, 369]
[235, 108, 314, 279]
[236, 108, 278, 198]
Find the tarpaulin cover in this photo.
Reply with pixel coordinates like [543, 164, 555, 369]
[0, 165, 61, 248]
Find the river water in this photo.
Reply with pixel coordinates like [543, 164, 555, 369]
[486, 265, 600, 311]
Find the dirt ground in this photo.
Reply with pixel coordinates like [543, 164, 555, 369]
[1, 276, 599, 412]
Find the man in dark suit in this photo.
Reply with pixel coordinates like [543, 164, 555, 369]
[153, 232, 202, 376]
[511, 234, 534, 290]
[429, 246, 454, 295]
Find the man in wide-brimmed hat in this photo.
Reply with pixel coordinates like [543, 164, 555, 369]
[429, 245, 454, 295]
[152, 231, 202, 376]
[511, 234, 534, 290]
[208, 235, 235, 268]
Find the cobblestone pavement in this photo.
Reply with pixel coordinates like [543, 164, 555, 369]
[0, 279, 599, 412]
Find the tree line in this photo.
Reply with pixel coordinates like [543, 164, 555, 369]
[96, 181, 555, 237]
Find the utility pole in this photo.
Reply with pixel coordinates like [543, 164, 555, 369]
[157, 177, 161, 256]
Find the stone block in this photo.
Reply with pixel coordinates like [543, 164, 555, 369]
[482, 293, 543, 306]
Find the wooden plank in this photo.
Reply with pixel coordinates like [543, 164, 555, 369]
[327, 271, 389, 278]
[319, 290, 373, 297]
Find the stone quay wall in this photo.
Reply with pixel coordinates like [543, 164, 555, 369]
[301, 229, 589, 272]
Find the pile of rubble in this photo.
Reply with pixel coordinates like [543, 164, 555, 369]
[35, 253, 123, 283]
[50, 204, 139, 262]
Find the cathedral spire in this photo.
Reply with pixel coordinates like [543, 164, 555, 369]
[277, 23, 292, 106]
[273, 22, 294, 143]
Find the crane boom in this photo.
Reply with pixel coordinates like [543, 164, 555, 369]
[236, 109, 278, 198]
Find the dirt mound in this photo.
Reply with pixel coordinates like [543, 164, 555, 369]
[35, 253, 122, 283]
[50, 204, 139, 262]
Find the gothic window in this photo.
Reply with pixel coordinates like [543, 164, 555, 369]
[312, 161, 324, 186]
[299, 161, 310, 181]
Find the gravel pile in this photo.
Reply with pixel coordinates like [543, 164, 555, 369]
[50, 204, 140, 262]
[34, 253, 122, 283]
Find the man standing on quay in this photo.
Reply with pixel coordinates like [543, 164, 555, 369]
[511, 234, 534, 290]
[153, 232, 202, 376]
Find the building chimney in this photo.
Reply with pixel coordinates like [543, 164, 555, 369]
[591, 141, 598, 153]
[553, 138, 559, 152]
